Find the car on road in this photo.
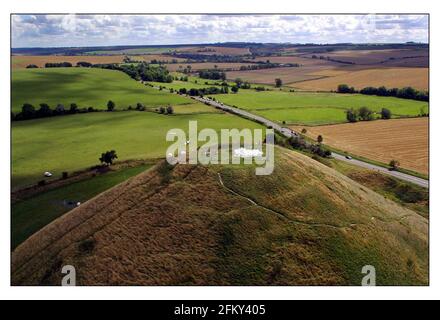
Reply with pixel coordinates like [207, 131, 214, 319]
[345, 155, 353, 160]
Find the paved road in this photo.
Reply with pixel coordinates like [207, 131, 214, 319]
[193, 96, 429, 189]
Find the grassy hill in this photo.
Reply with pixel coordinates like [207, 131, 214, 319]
[11, 67, 190, 112]
[11, 147, 428, 286]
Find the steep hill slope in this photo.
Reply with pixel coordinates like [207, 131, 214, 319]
[11, 147, 428, 285]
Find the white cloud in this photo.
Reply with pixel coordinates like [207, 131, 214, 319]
[11, 14, 429, 48]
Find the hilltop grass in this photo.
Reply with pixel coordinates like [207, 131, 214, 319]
[12, 147, 428, 285]
[12, 111, 263, 188]
[11, 164, 154, 249]
[214, 90, 428, 125]
[11, 67, 191, 112]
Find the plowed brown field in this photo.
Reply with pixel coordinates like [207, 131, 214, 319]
[292, 117, 428, 175]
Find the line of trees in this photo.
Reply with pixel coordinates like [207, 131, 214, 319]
[179, 86, 231, 96]
[45, 62, 73, 68]
[198, 70, 226, 80]
[238, 62, 299, 71]
[12, 99, 157, 121]
[287, 135, 332, 158]
[92, 62, 173, 83]
[337, 84, 429, 102]
[12, 103, 99, 121]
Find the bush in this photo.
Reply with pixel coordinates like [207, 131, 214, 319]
[136, 102, 145, 111]
[358, 106, 374, 121]
[45, 62, 73, 68]
[99, 150, 118, 166]
[381, 108, 392, 119]
[389, 159, 400, 170]
[107, 100, 115, 111]
[337, 84, 356, 94]
[346, 108, 358, 123]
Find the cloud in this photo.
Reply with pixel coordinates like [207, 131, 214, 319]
[11, 14, 429, 48]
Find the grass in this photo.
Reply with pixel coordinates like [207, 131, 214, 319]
[11, 67, 191, 112]
[214, 90, 428, 125]
[12, 111, 263, 188]
[328, 159, 429, 219]
[11, 163, 154, 249]
[12, 147, 428, 285]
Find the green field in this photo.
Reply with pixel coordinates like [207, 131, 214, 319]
[214, 91, 428, 125]
[11, 68, 191, 112]
[12, 111, 263, 188]
[12, 164, 154, 249]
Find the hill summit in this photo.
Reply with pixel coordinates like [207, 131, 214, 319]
[12, 147, 428, 285]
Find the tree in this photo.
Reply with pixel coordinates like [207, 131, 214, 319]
[389, 159, 400, 170]
[21, 103, 36, 119]
[136, 102, 145, 111]
[358, 106, 374, 121]
[381, 108, 392, 120]
[55, 104, 65, 115]
[301, 128, 307, 134]
[70, 103, 78, 114]
[107, 100, 115, 111]
[76, 61, 92, 67]
[346, 108, 358, 123]
[235, 78, 243, 88]
[231, 86, 239, 93]
[317, 135, 323, 144]
[37, 103, 52, 117]
[166, 105, 174, 114]
[159, 106, 166, 114]
[275, 78, 283, 88]
[99, 150, 118, 166]
[26, 64, 38, 69]
[337, 84, 355, 94]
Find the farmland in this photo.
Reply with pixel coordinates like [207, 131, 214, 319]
[176, 45, 251, 56]
[12, 55, 127, 69]
[214, 90, 428, 125]
[292, 117, 429, 175]
[12, 147, 428, 285]
[226, 67, 328, 85]
[11, 67, 191, 112]
[291, 67, 429, 91]
[303, 48, 429, 66]
[12, 163, 154, 249]
[12, 111, 263, 188]
[165, 62, 256, 72]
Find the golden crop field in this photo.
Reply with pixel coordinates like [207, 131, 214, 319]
[292, 117, 429, 175]
[11, 55, 127, 69]
[291, 67, 429, 91]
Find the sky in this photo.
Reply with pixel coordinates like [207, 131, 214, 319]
[11, 14, 429, 48]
